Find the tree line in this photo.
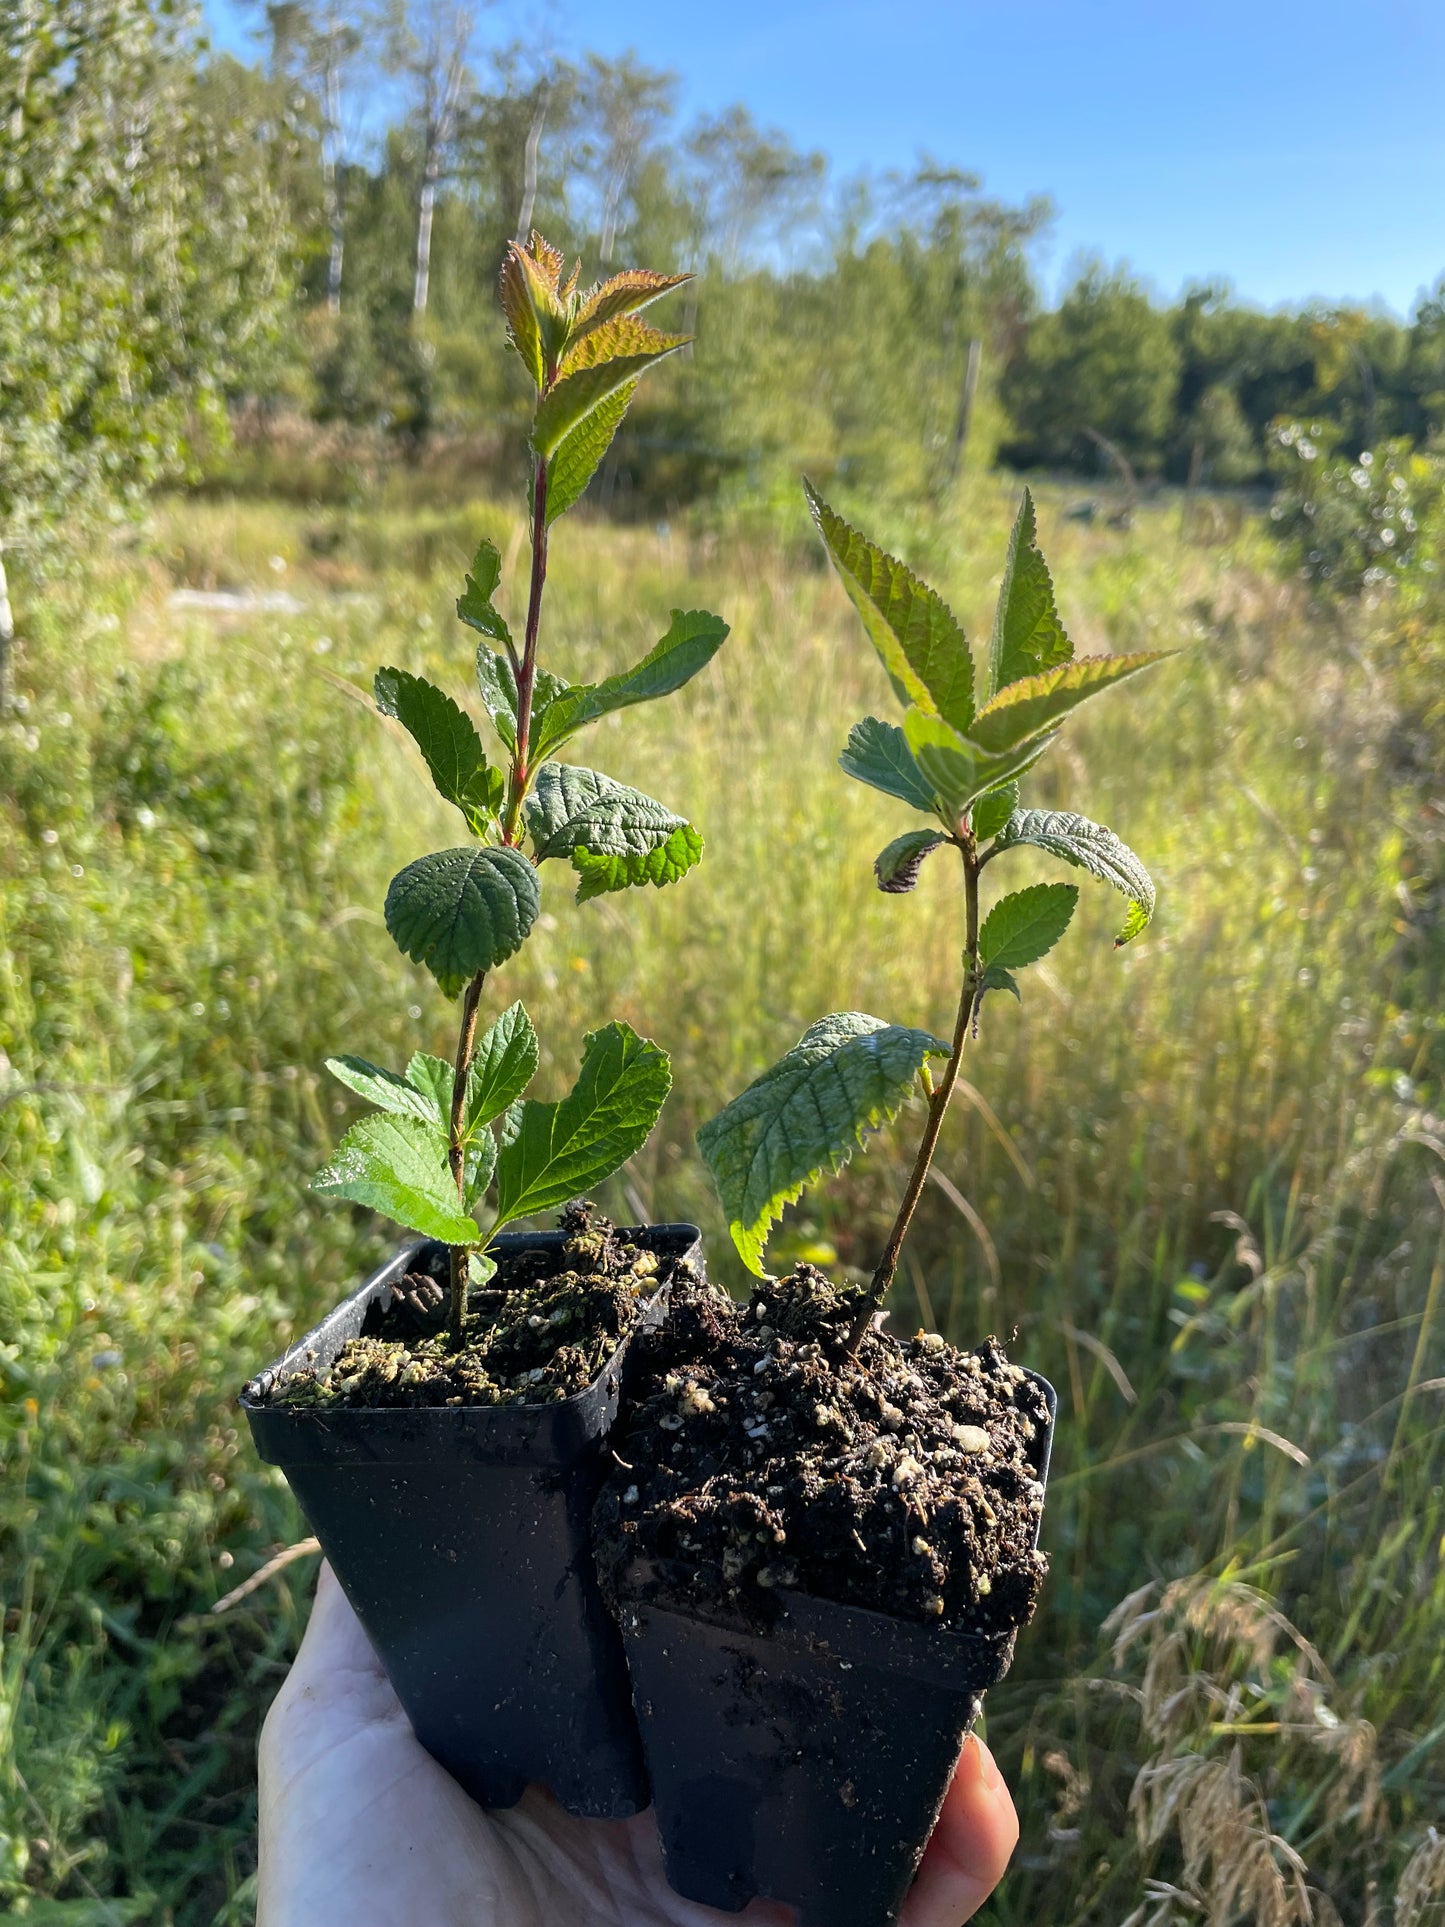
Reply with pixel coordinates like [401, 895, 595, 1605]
[5, 0, 1445, 564]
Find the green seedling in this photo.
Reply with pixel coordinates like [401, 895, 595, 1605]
[699, 484, 1171, 1348]
[314, 234, 728, 1340]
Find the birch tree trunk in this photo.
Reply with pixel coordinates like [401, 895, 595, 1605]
[514, 89, 548, 239]
[414, 151, 439, 313]
[323, 58, 344, 314]
[0, 541, 15, 715]
[947, 338, 982, 481]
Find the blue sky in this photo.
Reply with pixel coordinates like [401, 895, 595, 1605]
[207, 0, 1445, 316]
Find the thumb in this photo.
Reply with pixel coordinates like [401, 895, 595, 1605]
[901, 1734, 1019, 1927]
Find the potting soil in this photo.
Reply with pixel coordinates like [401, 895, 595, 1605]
[594, 1266, 1049, 1636]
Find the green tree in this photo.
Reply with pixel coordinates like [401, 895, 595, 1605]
[0, 0, 295, 700]
[1002, 261, 1181, 473]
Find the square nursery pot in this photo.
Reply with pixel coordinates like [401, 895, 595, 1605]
[614, 1370, 1056, 1927]
[241, 1222, 703, 1819]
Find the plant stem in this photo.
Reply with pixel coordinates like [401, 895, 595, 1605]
[448, 437, 550, 1335]
[847, 837, 981, 1352]
[502, 452, 549, 846]
[446, 968, 488, 1344]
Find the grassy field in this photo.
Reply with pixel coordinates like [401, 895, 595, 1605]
[2, 475, 1442, 1925]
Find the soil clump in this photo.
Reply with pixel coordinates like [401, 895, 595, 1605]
[594, 1265, 1049, 1637]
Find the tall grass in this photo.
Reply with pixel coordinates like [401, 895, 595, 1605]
[1, 480, 1441, 1923]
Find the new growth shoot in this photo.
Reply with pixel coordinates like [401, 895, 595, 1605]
[698, 485, 1172, 1349]
[313, 235, 729, 1341]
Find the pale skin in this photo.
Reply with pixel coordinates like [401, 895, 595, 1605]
[258, 1563, 1020, 1927]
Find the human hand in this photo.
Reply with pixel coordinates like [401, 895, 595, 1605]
[258, 1563, 1019, 1927]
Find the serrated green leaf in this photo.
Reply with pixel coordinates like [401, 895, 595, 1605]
[474, 649, 571, 757]
[499, 243, 549, 387]
[532, 349, 687, 460]
[971, 782, 1019, 841]
[904, 708, 1059, 824]
[406, 1051, 456, 1123]
[987, 490, 1073, 698]
[805, 480, 974, 731]
[374, 667, 503, 834]
[456, 540, 513, 650]
[326, 1055, 443, 1128]
[838, 716, 941, 813]
[498, 1096, 524, 1150]
[994, 807, 1156, 946]
[979, 964, 1021, 1002]
[1114, 898, 1151, 947]
[465, 1001, 539, 1129]
[384, 846, 541, 996]
[474, 649, 518, 751]
[546, 378, 636, 524]
[464, 1123, 498, 1210]
[524, 763, 702, 901]
[569, 268, 692, 343]
[874, 828, 946, 893]
[525, 763, 680, 858]
[698, 1013, 951, 1276]
[532, 609, 729, 756]
[312, 1113, 478, 1244]
[560, 315, 689, 376]
[492, 1021, 671, 1226]
[573, 823, 702, 902]
[978, 882, 1079, 972]
[968, 652, 1173, 755]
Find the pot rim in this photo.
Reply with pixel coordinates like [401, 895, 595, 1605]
[239, 1221, 703, 1423]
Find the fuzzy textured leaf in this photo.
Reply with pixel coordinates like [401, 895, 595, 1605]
[312, 1113, 478, 1244]
[572, 823, 702, 902]
[499, 248, 547, 387]
[987, 490, 1073, 697]
[971, 782, 1019, 841]
[545, 379, 637, 525]
[325, 1055, 442, 1127]
[570, 268, 691, 341]
[904, 708, 1059, 823]
[374, 667, 503, 833]
[525, 763, 701, 900]
[464, 1125, 498, 1211]
[456, 540, 513, 650]
[838, 716, 940, 813]
[968, 652, 1172, 755]
[977, 882, 1079, 973]
[501, 235, 571, 374]
[384, 846, 540, 996]
[493, 1022, 671, 1226]
[474, 649, 570, 755]
[697, 1013, 951, 1276]
[532, 350, 686, 460]
[994, 808, 1156, 946]
[805, 480, 974, 730]
[874, 828, 946, 893]
[533, 609, 729, 754]
[465, 1001, 540, 1129]
[560, 315, 688, 376]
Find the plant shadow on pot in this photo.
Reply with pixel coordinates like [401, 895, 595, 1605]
[241, 1222, 703, 1819]
[613, 1371, 1055, 1927]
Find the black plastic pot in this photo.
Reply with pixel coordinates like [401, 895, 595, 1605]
[241, 1222, 702, 1819]
[614, 1371, 1056, 1927]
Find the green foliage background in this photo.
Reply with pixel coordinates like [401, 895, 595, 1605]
[3, 3, 1445, 1923]
[3, 479, 1443, 1922]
